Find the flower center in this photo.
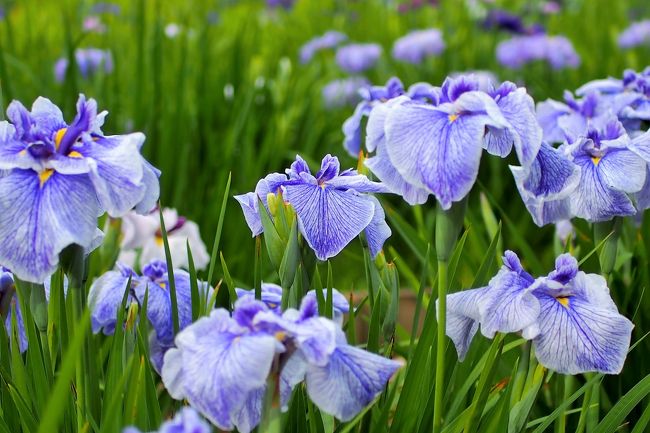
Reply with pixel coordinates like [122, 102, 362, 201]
[591, 156, 601, 166]
[39, 169, 54, 187]
[448, 114, 459, 122]
[556, 295, 571, 308]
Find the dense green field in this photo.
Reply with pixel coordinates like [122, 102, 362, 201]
[1, 0, 650, 432]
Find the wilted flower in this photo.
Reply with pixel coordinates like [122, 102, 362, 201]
[299, 31, 347, 64]
[235, 155, 391, 260]
[321, 77, 369, 109]
[391, 29, 445, 64]
[496, 34, 580, 70]
[362, 75, 542, 208]
[335, 43, 382, 74]
[162, 286, 400, 432]
[442, 251, 634, 374]
[54, 48, 113, 83]
[117, 208, 210, 271]
[618, 20, 650, 49]
[123, 407, 211, 433]
[0, 95, 160, 283]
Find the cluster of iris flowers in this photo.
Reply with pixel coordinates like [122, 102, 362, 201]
[0, 44, 644, 430]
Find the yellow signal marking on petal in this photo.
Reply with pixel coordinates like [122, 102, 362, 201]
[68, 151, 83, 158]
[159, 282, 166, 289]
[448, 114, 459, 122]
[591, 156, 601, 166]
[155, 236, 164, 246]
[54, 128, 67, 150]
[556, 296, 571, 308]
[19, 149, 27, 156]
[275, 331, 286, 341]
[38, 169, 54, 187]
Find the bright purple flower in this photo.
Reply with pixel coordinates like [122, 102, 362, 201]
[162, 290, 400, 432]
[363, 75, 542, 208]
[321, 77, 369, 109]
[496, 34, 580, 70]
[299, 31, 347, 64]
[89, 260, 213, 373]
[618, 20, 650, 49]
[123, 407, 211, 433]
[392, 29, 445, 64]
[235, 155, 391, 260]
[442, 251, 634, 374]
[54, 48, 113, 83]
[335, 43, 382, 74]
[0, 95, 160, 283]
[513, 120, 650, 224]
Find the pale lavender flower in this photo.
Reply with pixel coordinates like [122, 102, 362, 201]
[321, 77, 369, 109]
[496, 34, 580, 70]
[300, 31, 347, 64]
[618, 20, 650, 49]
[392, 29, 445, 64]
[336, 43, 382, 74]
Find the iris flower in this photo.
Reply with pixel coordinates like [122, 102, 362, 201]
[162, 286, 400, 432]
[88, 260, 212, 372]
[391, 29, 445, 64]
[335, 43, 382, 74]
[321, 77, 370, 109]
[54, 49, 114, 83]
[496, 34, 580, 70]
[442, 251, 633, 374]
[117, 208, 210, 271]
[363, 75, 542, 208]
[513, 118, 650, 224]
[618, 20, 650, 49]
[0, 95, 159, 283]
[235, 154, 391, 260]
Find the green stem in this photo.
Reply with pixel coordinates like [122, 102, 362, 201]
[70, 286, 86, 433]
[433, 259, 448, 433]
[575, 373, 597, 433]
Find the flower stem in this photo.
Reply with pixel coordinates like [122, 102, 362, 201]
[433, 258, 448, 433]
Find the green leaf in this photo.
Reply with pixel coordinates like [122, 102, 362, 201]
[158, 205, 180, 334]
[207, 172, 231, 286]
[593, 373, 650, 433]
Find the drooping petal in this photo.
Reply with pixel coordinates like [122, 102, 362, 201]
[0, 122, 42, 170]
[135, 160, 161, 214]
[570, 155, 636, 221]
[510, 142, 580, 226]
[234, 192, 263, 236]
[384, 94, 504, 209]
[342, 102, 372, 157]
[283, 183, 375, 260]
[532, 272, 634, 374]
[597, 148, 646, 193]
[441, 287, 485, 360]
[536, 99, 571, 143]
[0, 169, 101, 283]
[161, 309, 278, 431]
[280, 351, 308, 410]
[83, 134, 147, 216]
[487, 87, 542, 166]
[231, 387, 264, 433]
[304, 344, 401, 421]
[363, 196, 391, 258]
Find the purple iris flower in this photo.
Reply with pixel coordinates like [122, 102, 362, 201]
[391, 29, 445, 64]
[266, 0, 294, 9]
[299, 31, 347, 64]
[54, 48, 114, 83]
[482, 9, 530, 34]
[442, 251, 633, 374]
[236, 283, 283, 313]
[235, 154, 392, 260]
[88, 260, 212, 373]
[496, 34, 580, 70]
[618, 20, 650, 49]
[335, 43, 382, 74]
[512, 119, 650, 224]
[363, 75, 542, 208]
[161, 288, 400, 432]
[123, 407, 211, 433]
[321, 77, 370, 109]
[0, 95, 160, 283]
